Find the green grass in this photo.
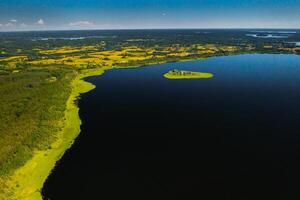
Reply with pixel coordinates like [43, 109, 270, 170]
[164, 69, 213, 79]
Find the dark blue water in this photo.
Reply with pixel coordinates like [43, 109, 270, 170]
[43, 54, 300, 200]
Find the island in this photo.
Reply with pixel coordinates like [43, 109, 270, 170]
[164, 69, 213, 79]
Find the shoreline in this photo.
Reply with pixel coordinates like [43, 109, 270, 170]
[2, 53, 292, 200]
[1, 56, 210, 200]
[3, 68, 105, 200]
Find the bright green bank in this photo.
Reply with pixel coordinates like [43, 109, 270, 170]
[1, 69, 105, 200]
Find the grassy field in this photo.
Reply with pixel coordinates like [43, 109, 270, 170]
[0, 44, 242, 72]
[164, 69, 213, 79]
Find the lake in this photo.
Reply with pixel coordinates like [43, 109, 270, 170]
[43, 54, 300, 200]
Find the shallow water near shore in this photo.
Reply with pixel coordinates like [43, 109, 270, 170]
[43, 54, 300, 199]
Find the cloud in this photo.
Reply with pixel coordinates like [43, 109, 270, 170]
[162, 13, 167, 16]
[69, 21, 95, 27]
[10, 19, 17, 23]
[20, 23, 27, 27]
[36, 18, 44, 25]
[5, 22, 14, 27]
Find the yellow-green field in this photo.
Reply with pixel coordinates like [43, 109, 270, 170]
[0, 44, 241, 71]
[164, 69, 213, 79]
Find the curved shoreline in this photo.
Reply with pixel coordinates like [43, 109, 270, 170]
[2, 53, 280, 200]
[3, 69, 105, 200]
[1, 57, 212, 200]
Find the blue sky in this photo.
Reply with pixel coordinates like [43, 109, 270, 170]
[0, 0, 299, 31]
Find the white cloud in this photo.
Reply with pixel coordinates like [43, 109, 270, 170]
[20, 23, 27, 27]
[10, 19, 17, 23]
[69, 21, 95, 27]
[36, 18, 44, 25]
[162, 13, 167, 16]
[0, 24, 2, 27]
[5, 22, 14, 27]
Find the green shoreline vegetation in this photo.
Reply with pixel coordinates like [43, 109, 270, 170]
[164, 69, 213, 79]
[0, 58, 213, 200]
[0, 68, 105, 200]
[0, 30, 300, 200]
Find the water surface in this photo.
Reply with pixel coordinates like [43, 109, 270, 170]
[43, 54, 300, 200]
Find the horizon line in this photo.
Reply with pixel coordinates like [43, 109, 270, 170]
[1, 27, 300, 33]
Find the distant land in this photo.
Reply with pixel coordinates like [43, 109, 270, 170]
[0, 29, 300, 200]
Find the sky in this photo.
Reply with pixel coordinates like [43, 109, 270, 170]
[0, 0, 299, 31]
